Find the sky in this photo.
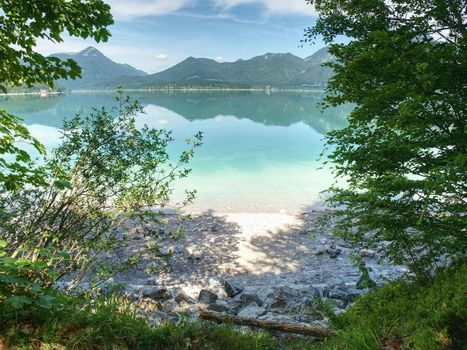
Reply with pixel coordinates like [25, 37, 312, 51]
[35, 0, 325, 74]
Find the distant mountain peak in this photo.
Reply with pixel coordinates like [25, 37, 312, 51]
[80, 46, 103, 57]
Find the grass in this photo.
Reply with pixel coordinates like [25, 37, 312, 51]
[314, 262, 467, 350]
[1, 263, 465, 350]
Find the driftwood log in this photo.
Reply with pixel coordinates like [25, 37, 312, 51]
[199, 309, 336, 338]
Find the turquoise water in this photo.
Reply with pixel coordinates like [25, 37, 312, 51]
[0, 92, 351, 213]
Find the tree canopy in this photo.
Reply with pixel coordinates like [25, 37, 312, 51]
[0, 0, 113, 92]
[306, 0, 466, 277]
[0, 0, 113, 191]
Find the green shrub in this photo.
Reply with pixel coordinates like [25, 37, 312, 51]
[0, 240, 66, 322]
[1, 91, 202, 290]
[315, 263, 467, 350]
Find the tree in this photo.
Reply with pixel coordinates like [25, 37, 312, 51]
[0, 0, 113, 191]
[305, 0, 466, 278]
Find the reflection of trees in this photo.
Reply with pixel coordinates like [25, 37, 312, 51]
[0, 94, 64, 115]
[137, 92, 351, 135]
[0, 92, 352, 135]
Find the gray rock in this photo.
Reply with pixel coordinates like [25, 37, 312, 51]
[223, 280, 245, 297]
[324, 298, 346, 309]
[237, 302, 267, 318]
[325, 248, 342, 258]
[174, 291, 195, 306]
[227, 301, 244, 315]
[277, 286, 301, 299]
[178, 305, 199, 318]
[328, 290, 349, 303]
[359, 249, 376, 258]
[134, 298, 162, 312]
[207, 302, 229, 313]
[198, 289, 218, 304]
[270, 296, 287, 309]
[162, 300, 178, 313]
[142, 287, 171, 301]
[337, 240, 353, 248]
[240, 293, 264, 307]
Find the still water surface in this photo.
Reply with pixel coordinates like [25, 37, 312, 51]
[0, 92, 351, 213]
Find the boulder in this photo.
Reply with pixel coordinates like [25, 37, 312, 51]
[174, 291, 195, 306]
[359, 249, 376, 258]
[237, 302, 267, 318]
[240, 293, 264, 307]
[198, 289, 218, 304]
[142, 287, 171, 301]
[325, 248, 342, 258]
[207, 302, 229, 313]
[223, 280, 245, 297]
[270, 296, 287, 309]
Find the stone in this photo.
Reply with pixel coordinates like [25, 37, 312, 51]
[223, 280, 245, 297]
[198, 289, 218, 304]
[237, 302, 267, 318]
[240, 293, 264, 307]
[359, 249, 376, 258]
[174, 291, 195, 306]
[325, 248, 342, 258]
[328, 290, 350, 304]
[207, 302, 229, 313]
[325, 298, 346, 309]
[227, 301, 244, 315]
[277, 286, 301, 299]
[162, 300, 178, 313]
[134, 298, 162, 312]
[270, 296, 287, 309]
[142, 287, 171, 301]
[337, 240, 353, 248]
[179, 305, 199, 318]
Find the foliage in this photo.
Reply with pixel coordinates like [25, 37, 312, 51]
[0, 91, 202, 289]
[0, 241, 66, 321]
[314, 262, 467, 350]
[0, 0, 113, 92]
[0, 109, 47, 191]
[0, 0, 113, 193]
[306, 0, 467, 277]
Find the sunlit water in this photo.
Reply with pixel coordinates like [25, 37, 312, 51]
[0, 91, 351, 213]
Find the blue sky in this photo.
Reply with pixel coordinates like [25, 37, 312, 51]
[36, 0, 325, 73]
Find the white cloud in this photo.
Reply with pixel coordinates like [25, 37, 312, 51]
[214, 56, 225, 62]
[104, 0, 315, 20]
[105, 0, 195, 20]
[156, 53, 169, 60]
[212, 0, 315, 16]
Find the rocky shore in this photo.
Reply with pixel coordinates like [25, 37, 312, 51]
[62, 210, 405, 331]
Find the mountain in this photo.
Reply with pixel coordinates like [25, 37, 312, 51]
[51, 46, 334, 90]
[51, 46, 147, 89]
[115, 48, 333, 89]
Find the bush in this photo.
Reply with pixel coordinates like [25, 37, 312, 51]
[0, 91, 202, 289]
[0, 240, 66, 322]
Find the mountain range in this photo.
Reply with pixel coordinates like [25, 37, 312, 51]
[50, 46, 334, 90]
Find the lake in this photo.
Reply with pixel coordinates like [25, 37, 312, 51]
[0, 91, 351, 213]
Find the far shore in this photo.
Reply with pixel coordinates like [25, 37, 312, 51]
[0, 86, 326, 97]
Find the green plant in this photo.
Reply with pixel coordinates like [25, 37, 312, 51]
[313, 263, 467, 350]
[1, 91, 203, 289]
[0, 240, 66, 321]
[305, 0, 467, 278]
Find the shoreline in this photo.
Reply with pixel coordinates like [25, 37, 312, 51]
[0, 87, 326, 97]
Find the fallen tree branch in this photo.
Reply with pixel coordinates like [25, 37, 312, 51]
[199, 309, 336, 338]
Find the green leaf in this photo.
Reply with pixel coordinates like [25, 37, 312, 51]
[6, 296, 32, 309]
